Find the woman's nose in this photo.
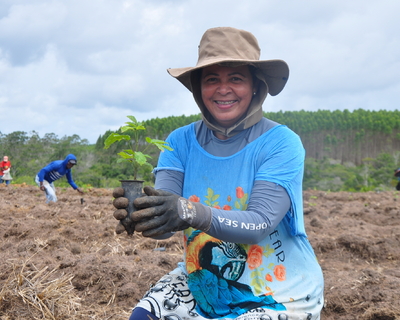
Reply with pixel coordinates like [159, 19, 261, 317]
[217, 82, 232, 95]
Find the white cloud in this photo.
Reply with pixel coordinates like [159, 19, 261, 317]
[0, 0, 399, 143]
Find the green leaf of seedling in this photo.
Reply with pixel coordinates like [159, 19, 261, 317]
[117, 150, 134, 159]
[120, 125, 133, 132]
[105, 115, 173, 180]
[145, 137, 174, 151]
[121, 124, 146, 132]
[104, 133, 130, 149]
[126, 115, 138, 123]
[134, 151, 151, 166]
[123, 149, 135, 155]
[118, 116, 146, 132]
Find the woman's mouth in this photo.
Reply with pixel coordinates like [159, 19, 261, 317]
[215, 100, 237, 108]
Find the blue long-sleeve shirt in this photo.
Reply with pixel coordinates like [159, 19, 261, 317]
[153, 118, 323, 319]
[37, 154, 79, 189]
[154, 119, 291, 244]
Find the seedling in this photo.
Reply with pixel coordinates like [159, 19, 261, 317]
[104, 115, 173, 180]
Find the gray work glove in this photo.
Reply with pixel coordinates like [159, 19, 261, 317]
[132, 186, 212, 237]
[112, 187, 136, 235]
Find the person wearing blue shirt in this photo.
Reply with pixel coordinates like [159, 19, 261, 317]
[114, 27, 324, 320]
[35, 153, 83, 203]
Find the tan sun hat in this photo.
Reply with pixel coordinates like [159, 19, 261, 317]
[167, 27, 289, 96]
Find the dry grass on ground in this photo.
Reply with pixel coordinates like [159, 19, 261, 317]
[0, 184, 399, 319]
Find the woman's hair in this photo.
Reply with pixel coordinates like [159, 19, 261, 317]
[191, 64, 259, 90]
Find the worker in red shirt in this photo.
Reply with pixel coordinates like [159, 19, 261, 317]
[0, 156, 12, 185]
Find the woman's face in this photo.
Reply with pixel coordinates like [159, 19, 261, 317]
[201, 64, 255, 128]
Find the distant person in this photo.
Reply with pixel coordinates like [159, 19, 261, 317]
[35, 154, 84, 203]
[1, 165, 13, 185]
[0, 156, 12, 185]
[395, 168, 400, 190]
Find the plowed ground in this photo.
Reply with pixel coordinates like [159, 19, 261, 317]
[0, 184, 399, 320]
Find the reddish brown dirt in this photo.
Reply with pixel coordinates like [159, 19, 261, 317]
[0, 184, 399, 320]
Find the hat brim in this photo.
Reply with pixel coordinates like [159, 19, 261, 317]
[167, 59, 289, 96]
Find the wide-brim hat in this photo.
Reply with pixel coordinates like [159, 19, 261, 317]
[167, 27, 289, 96]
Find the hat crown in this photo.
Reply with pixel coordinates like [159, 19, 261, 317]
[196, 27, 261, 67]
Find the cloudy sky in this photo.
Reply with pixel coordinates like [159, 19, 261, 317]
[1, 0, 399, 143]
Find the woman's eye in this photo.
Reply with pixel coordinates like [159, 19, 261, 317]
[204, 77, 218, 83]
[231, 76, 243, 82]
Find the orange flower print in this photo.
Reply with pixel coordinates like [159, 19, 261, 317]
[223, 205, 232, 210]
[274, 264, 286, 281]
[213, 205, 221, 209]
[236, 186, 244, 199]
[247, 245, 263, 270]
[227, 195, 232, 202]
[189, 195, 200, 202]
[265, 273, 273, 282]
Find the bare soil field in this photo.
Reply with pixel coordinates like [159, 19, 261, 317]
[0, 184, 399, 320]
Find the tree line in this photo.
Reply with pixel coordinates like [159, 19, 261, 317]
[1, 109, 399, 192]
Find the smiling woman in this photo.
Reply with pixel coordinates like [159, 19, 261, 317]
[200, 64, 256, 136]
[112, 26, 324, 320]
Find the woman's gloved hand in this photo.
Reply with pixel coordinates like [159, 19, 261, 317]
[112, 187, 136, 235]
[132, 186, 212, 237]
